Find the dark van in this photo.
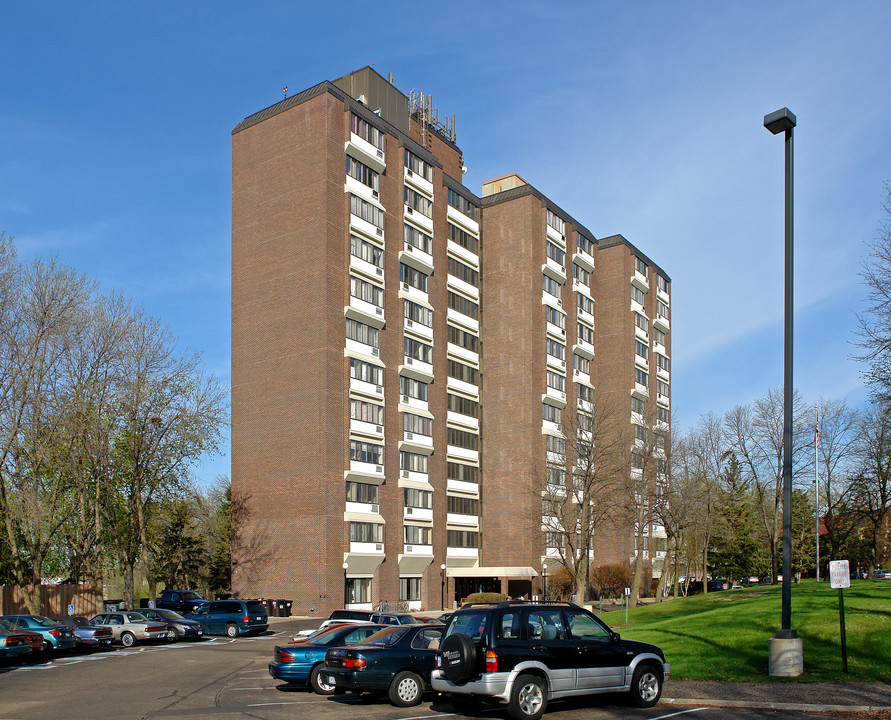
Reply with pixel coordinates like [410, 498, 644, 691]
[187, 600, 268, 637]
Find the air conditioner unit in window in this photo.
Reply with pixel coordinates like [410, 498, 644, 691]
[402, 471, 409, 479]
[406, 507, 413, 514]
[375, 425, 383, 433]
[560, 361, 565, 368]
[406, 357, 413, 365]
[406, 432, 414, 440]
[407, 169, 413, 177]
[376, 228, 383, 236]
[377, 149, 383, 158]
[556, 424, 563, 431]
[371, 504, 379, 513]
[373, 190, 379, 198]
[561, 392, 566, 399]
[375, 385, 383, 393]
[406, 544, 413, 551]
[375, 543, 383, 550]
[403, 282, 410, 290]
[557, 299, 562, 306]
[573, 369, 579, 376]
[376, 307, 383, 315]
[406, 206, 413, 214]
[376, 267, 383, 276]
[406, 244, 413, 252]
[371, 348, 379, 356]
[402, 395, 409, 403]
[376, 465, 383, 473]
[560, 329, 565, 335]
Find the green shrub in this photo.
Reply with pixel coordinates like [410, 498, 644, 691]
[463, 592, 506, 604]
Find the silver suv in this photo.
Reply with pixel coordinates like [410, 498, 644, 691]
[430, 600, 669, 720]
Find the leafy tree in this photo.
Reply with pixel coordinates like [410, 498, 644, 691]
[710, 455, 767, 583]
[153, 499, 208, 589]
[791, 488, 816, 579]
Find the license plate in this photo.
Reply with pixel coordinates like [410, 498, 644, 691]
[326, 675, 336, 685]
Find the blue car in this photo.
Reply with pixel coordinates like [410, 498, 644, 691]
[0, 615, 77, 652]
[186, 599, 268, 637]
[269, 623, 385, 694]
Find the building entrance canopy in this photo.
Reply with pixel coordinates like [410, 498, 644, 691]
[446, 566, 538, 578]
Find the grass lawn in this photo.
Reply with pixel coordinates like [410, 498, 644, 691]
[599, 580, 890, 682]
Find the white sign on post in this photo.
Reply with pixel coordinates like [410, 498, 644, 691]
[829, 560, 850, 589]
[624, 587, 630, 596]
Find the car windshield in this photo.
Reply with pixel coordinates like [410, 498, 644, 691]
[31, 616, 64, 627]
[180, 592, 204, 601]
[126, 613, 148, 622]
[362, 626, 409, 646]
[154, 610, 183, 619]
[0, 619, 22, 632]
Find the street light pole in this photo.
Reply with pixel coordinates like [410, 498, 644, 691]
[440, 563, 446, 610]
[764, 107, 803, 676]
[342, 562, 349, 608]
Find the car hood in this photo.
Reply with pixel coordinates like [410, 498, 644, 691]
[619, 638, 665, 661]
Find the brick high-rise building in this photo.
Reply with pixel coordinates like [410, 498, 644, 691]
[231, 67, 671, 614]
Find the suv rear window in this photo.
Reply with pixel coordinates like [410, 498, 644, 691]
[245, 603, 265, 615]
[445, 611, 489, 641]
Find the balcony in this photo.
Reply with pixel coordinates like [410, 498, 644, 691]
[346, 297, 385, 328]
[447, 410, 479, 432]
[400, 245, 434, 275]
[400, 356, 434, 383]
[345, 336, 381, 360]
[403, 166, 434, 198]
[543, 387, 567, 407]
[399, 281, 428, 306]
[403, 505, 433, 522]
[632, 383, 650, 401]
[399, 431, 433, 455]
[349, 211, 384, 244]
[349, 253, 385, 284]
[345, 133, 385, 173]
[573, 249, 595, 273]
[573, 340, 594, 360]
[543, 258, 566, 284]
[447, 512, 479, 528]
[654, 313, 670, 332]
[447, 375, 479, 398]
[447, 443, 478, 464]
[447, 204, 479, 236]
[404, 316, 433, 342]
[546, 223, 565, 247]
[404, 204, 433, 234]
[447, 307, 479, 335]
[447, 341, 478, 367]
[632, 268, 649, 292]
[350, 418, 384, 440]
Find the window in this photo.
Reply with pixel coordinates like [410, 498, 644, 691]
[635, 256, 648, 277]
[448, 462, 478, 483]
[542, 497, 558, 517]
[545, 531, 562, 549]
[346, 577, 372, 603]
[657, 379, 670, 396]
[635, 312, 649, 333]
[448, 359, 478, 384]
[346, 155, 379, 192]
[350, 194, 384, 229]
[635, 340, 648, 359]
[542, 403, 561, 423]
[577, 232, 595, 255]
[399, 577, 421, 602]
[350, 440, 383, 464]
[635, 368, 649, 388]
[657, 299, 670, 319]
[448, 291, 478, 319]
[350, 275, 383, 307]
[542, 274, 562, 297]
[634, 424, 648, 443]
[350, 234, 384, 267]
[448, 324, 478, 352]
[448, 257, 479, 287]
[405, 186, 433, 217]
[346, 481, 379, 504]
[404, 223, 433, 254]
[654, 327, 666, 346]
[400, 375, 428, 401]
[404, 488, 432, 509]
[573, 263, 590, 286]
[447, 530, 479, 548]
[346, 318, 379, 348]
[565, 609, 611, 640]
[404, 412, 432, 436]
[573, 353, 589, 374]
[448, 427, 478, 450]
[577, 411, 593, 433]
[546, 464, 565, 485]
[656, 353, 670, 372]
[546, 434, 566, 457]
[404, 149, 433, 181]
[547, 241, 565, 267]
[403, 336, 433, 363]
[547, 370, 565, 392]
[400, 451, 428, 473]
[350, 358, 383, 385]
[577, 292, 594, 315]
[448, 222, 479, 254]
[350, 521, 383, 543]
[351, 113, 384, 150]
[546, 209, 565, 235]
[631, 396, 646, 415]
[577, 322, 594, 345]
[350, 398, 383, 424]
[404, 525, 432, 545]
[631, 285, 646, 305]
[448, 392, 479, 417]
[656, 274, 669, 293]
[449, 495, 479, 515]
[577, 383, 594, 403]
[655, 433, 666, 450]
[546, 338, 565, 361]
[400, 263, 428, 291]
[631, 452, 644, 469]
[546, 305, 566, 330]
[404, 299, 433, 328]
[657, 406, 670, 423]
[448, 188, 477, 219]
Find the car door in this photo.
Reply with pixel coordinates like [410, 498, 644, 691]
[525, 609, 576, 692]
[408, 627, 444, 680]
[190, 604, 212, 632]
[565, 608, 626, 689]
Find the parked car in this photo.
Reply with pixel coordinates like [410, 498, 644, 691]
[296, 609, 418, 636]
[155, 590, 209, 614]
[88, 611, 170, 647]
[185, 599, 267, 637]
[0, 620, 36, 660]
[269, 623, 385, 693]
[137, 608, 204, 641]
[0, 618, 45, 655]
[872, 569, 891, 580]
[0, 615, 77, 652]
[431, 600, 669, 720]
[323, 624, 444, 707]
[50, 616, 114, 649]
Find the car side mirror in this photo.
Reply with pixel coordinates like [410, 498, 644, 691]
[610, 631, 620, 643]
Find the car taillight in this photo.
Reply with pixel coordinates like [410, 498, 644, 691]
[243, 615, 250, 623]
[485, 650, 498, 673]
[49, 629, 62, 637]
[277, 648, 295, 661]
[342, 656, 366, 669]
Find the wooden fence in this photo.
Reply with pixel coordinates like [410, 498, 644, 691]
[0, 585, 103, 617]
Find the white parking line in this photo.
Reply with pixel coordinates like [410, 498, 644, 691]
[246, 701, 330, 707]
[650, 709, 708, 720]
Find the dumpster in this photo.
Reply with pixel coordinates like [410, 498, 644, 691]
[279, 600, 293, 617]
[103, 599, 125, 612]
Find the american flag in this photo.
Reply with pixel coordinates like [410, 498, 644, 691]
[815, 413, 820, 447]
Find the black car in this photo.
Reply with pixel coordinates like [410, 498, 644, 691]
[323, 624, 444, 707]
[431, 600, 669, 720]
[137, 609, 204, 641]
[155, 590, 209, 614]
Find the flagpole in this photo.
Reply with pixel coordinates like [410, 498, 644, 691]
[815, 408, 820, 582]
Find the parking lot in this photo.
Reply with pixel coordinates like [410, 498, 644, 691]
[0, 617, 860, 720]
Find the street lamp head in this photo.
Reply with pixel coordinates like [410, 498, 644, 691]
[764, 107, 797, 135]
[342, 562, 349, 570]
[440, 563, 446, 571]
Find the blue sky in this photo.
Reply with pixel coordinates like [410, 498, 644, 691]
[3, 1, 890, 484]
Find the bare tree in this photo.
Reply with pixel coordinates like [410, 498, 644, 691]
[852, 400, 891, 570]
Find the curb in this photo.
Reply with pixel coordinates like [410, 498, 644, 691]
[663, 697, 891, 714]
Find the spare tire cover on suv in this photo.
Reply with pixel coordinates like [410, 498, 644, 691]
[440, 633, 477, 683]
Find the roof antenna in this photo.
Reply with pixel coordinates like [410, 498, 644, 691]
[283, 86, 288, 100]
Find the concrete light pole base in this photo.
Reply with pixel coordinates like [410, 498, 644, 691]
[769, 637, 804, 676]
